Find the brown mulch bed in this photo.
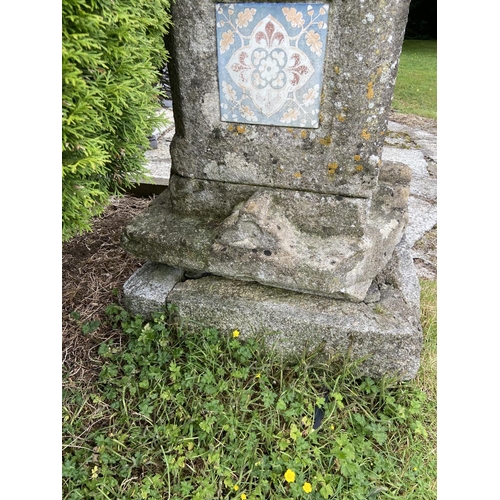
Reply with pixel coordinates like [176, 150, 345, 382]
[62, 194, 154, 387]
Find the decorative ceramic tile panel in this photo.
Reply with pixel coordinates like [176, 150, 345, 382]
[215, 2, 329, 128]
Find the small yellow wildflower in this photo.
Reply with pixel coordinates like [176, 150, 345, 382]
[255, 373, 261, 378]
[232, 330, 240, 338]
[303, 482, 313, 493]
[330, 424, 335, 431]
[240, 494, 247, 500]
[91, 465, 98, 479]
[233, 484, 239, 491]
[284, 469, 296, 483]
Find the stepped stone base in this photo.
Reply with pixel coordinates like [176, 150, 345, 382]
[122, 237, 422, 380]
[121, 161, 411, 302]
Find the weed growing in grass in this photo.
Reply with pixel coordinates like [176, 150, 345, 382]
[62, 304, 436, 499]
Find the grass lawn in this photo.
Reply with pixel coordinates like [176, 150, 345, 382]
[392, 40, 437, 119]
[62, 280, 437, 499]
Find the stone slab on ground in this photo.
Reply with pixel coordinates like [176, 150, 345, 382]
[122, 261, 183, 317]
[387, 118, 437, 163]
[168, 275, 422, 381]
[143, 108, 175, 186]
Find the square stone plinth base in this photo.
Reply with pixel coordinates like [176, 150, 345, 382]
[167, 276, 422, 380]
[122, 239, 422, 380]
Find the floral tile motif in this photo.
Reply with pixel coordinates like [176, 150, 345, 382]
[215, 3, 329, 128]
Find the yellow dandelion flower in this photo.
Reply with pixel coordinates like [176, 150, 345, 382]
[284, 469, 296, 483]
[303, 482, 313, 493]
[232, 330, 240, 338]
[234, 484, 239, 491]
[240, 494, 247, 500]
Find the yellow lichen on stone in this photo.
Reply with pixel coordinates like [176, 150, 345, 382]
[236, 125, 246, 134]
[327, 162, 338, 175]
[355, 165, 363, 171]
[361, 129, 371, 140]
[227, 124, 235, 132]
[354, 154, 361, 161]
[366, 82, 374, 99]
[293, 172, 302, 178]
[337, 114, 346, 122]
[319, 135, 332, 146]
[334, 66, 340, 74]
[300, 130, 308, 139]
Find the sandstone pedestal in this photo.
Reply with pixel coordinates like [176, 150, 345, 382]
[121, 0, 421, 379]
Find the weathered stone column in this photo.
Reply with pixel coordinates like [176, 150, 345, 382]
[122, 0, 422, 379]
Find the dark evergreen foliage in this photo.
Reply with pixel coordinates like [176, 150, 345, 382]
[405, 0, 437, 39]
[62, 0, 171, 241]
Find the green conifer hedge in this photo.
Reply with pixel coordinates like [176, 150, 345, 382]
[62, 0, 171, 241]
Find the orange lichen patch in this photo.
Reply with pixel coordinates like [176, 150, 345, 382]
[327, 162, 338, 175]
[361, 129, 371, 140]
[227, 124, 235, 132]
[366, 82, 374, 99]
[293, 172, 302, 178]
[354, 154, 361, 161]
[236, 125, 246, 134]
[300, 130, 308, 139]
[337, 114, 346, 122]
[319, 135, 332, 146]
[355, 165, 363, 171]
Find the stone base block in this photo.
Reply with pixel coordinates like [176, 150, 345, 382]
[122, 262, 183, 318]
[121, 160, 411, 302]
[167, 275, 422, 380]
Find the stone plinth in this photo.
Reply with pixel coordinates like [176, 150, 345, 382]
[122, 238, 422, 380]
[168, 277, 421, 380]
[122, 262, 184, 318]
[122, 160, 411, 301]
[121, 0, 421, 379]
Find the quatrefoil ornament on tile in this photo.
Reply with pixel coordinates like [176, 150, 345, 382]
[216, 3, 329, 128]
